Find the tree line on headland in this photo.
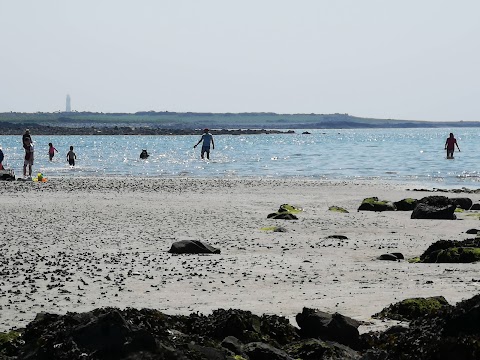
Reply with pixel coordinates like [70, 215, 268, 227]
[1, 111, 479, 136]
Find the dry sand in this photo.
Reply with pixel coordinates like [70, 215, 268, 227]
[1, 177, 479, 333]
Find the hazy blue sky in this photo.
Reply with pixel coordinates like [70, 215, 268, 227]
[1, 1, 479, 121]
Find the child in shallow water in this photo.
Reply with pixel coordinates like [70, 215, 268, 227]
[48, 143, 58, 161]
[66, 146, 76, 166]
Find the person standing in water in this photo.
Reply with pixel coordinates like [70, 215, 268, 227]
[0, 146, 4, 170]
[193, 128, 215, 160]
[445, 133, 460, 159]
[23, 137, 34, 177]
[67, 146, 76, 166]
[48, 143, 58, 161]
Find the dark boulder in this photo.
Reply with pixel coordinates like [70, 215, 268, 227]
[72, 310, 132, 354]
[244, 342, 294, 360]
[470, 203, 480, 210]
[466, 229, 480, 234]
[296, 308, 361, 349]
[411, 203, 456, 220]
[168, 240, 220, 254]
[378, 253, 404, 261]
[417, 195, 451, 207]
[267, 213, 298, 220]
[451, 197, 473, 210]
[221, 336, 245, 356]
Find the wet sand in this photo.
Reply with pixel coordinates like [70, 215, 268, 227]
[1, 177, 479, 332]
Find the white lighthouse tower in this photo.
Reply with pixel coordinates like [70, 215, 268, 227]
[66, 94, 71, 112]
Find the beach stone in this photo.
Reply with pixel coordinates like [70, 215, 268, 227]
[417, 195, 451, 207]
[358, 197, 396, 212]
[470, 203, 480, 210]
[72, 310, 131, 354]
[393, 198, 417, 211]
[296, 308, 361, 349]
[466, 229, 479, 234]
[267, 212, 298, 220]
[327, 235, 349, 240]
[188, 343, 232, 359]
[168, 240, 220, 254]
[378, 253, 403, 261]
[372, 296, 450, 321]
[451, 197, 473, 210]
[410, 203, 456, 220]
[283, 338, 360, 360]
[221, 336, 244, 356]
[243, 342, 294, 360]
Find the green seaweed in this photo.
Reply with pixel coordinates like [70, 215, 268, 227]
[407, 257, 421, 263]
[362, 197, 389, 206]
[0, 331, 20, 345]
[260, 226, 277, 231]
[279, 204, 303, 214]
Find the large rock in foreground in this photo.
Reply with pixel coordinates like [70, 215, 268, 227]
[362, 294, 480, 360]
[168, 240, 220, 254]
[296, 308, 361, 349]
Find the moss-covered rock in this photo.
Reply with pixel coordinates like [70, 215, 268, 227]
[419, 238, 480, 263]
[434, 247, 480, 263]
[358, 197, 396, 212]
[373, 296, 450, 321]
[393, 198, 418, 211]
[328, 206, 349, 213]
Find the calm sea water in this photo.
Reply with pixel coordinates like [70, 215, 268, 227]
[1, 128, 479, 188]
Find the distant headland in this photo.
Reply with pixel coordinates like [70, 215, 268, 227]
[0, 111, 479, 135]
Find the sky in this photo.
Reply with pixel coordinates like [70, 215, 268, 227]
[1, 1, 479, 121]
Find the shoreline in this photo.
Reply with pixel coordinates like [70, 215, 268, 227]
[1, 177, 479, 333]
[0, 125, 295, 136]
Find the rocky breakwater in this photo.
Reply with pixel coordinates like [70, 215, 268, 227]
[1, 294, 480, 359]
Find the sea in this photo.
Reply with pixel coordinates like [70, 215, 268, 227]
[1, 128, 479, 188]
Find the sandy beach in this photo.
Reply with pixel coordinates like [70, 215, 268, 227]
[1, 177, 479, 333]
